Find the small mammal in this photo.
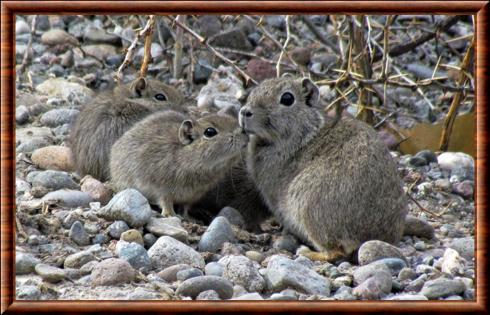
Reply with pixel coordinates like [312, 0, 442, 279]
[239, 77, 407, 261]
[110, 110, 248, 217]
[70, 77, 185, 181]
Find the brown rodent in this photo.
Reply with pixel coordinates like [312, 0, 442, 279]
[70, 77, 185, 182]
[109, 110, 248, 217]
[239, 77, 407, 261]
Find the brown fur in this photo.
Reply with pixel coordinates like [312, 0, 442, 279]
[70, 78, 185, 181]
[110, 110, 248, 217]
[240, 77, 407, 260]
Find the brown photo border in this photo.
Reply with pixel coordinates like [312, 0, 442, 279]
[1, 1, 488, 314]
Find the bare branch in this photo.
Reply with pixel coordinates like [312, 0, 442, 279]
[139, 15, 156, 79]
[173, 15, 185, 79]
[276, 15, 291, 77]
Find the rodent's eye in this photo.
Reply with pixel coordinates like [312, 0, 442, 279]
[203, 127, 218, 138]
[154, 93, 167, 101]
[280, 92, 295, 106]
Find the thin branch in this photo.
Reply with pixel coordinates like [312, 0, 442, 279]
[166, 16, 258, 86]
[276, 15, 291, 77]
[173, 15, 185, 79]
[139, 15, 156, 78]
[17, 16, 37, 77]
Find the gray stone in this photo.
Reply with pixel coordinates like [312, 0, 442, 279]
[196, 290, 221, 300]
[69, 221, 91, 246]
[403, 215, 435, 239]
[353, 271, 392, 300]
[40, 108, 79, 127]
[386, 293, 429, 300]
[449, 237, 474, 260]
[93, 233, 109, 245]
[358, 240, 407, 265]
[205, 262, 224, 277]
[16, 179, 31, 195]
[63, 251, 96, 269]
[148, 236, 205, 270]
[333, 286, 357, 300]
[83, 25, 121, 45]
[221, 255, 265, 292]
[143, 233, 157, 248]
[116, 240, 151, 271]
[16, 285, 41, 300]
[404, 274, 427, 292]
[16, 252, 40, 275]
[198, 216, 235, 252]
[441, 248, 466, 276]
[374, 258, 408, 275]
[16, 137, 52, 154]
[35, 77, 94, 104]
[437, 152, 474, 180]
[145, 216, 188, 242]
[176, 276, 233, 300]
[217, 206, 245, 227]
[98, 189, 152, 228]
[30, 170, 78, 190]
[176, 267, 204, 281]
[34, 263, 65, 283]
[353, 260, 392, 285]
[232, 292, 264, 300]
[16, 105, 30, 124]
[42, 190, 93, 208]
[453, 180, 474, 199]
[108, 220, 130, 239]
[245, 250, 265, 263]
[273, 234, 299, 253]
[420, 278, 465, 299]
[398, 267, 417, 281]
[157, 264, 191, 282]
[126, 287, 161, 300]
[16, 19, 30, 35]
[266, 255, 330, 296]
[91, 258, 136, 286]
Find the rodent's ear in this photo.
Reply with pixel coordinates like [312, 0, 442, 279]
[217, 105, 239, 119]
[179, 120, 194, 145]
[130, 77, 148, 98]
[301, 78, 319, 107]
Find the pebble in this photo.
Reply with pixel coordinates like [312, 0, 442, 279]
[441, 248, 466, 276]
[91, 258, 136, 286]
[176, 276, 234, 300]
[41, 28, 79, 46]
[221, 255, 265, 292]
[209, 27, 252, 51]
[79, 260, 98, 275]
[116, 241, 151, 271]
[143, 233, 157, 248]
[353, 260, 392, 285]
[176, 268, 204, 281]
[145, 216, 188, 242]
[448, 237, 474, 260]
[398, 267, 417, 281]
[16, 252, 40, 275]
[357, 240, 407, 265]
[16, 105, 30, 124]
[333, 286, 357, 300]
[196, 290, 221, 300]
[434, 178, 452, 191]
[93, 234, 109, 245]
[232, 292, 264, 300]
[157, 264, 191, 282]
[197, 16, 222, 37]
[82, 44, 118, 61]
[332, 276, 353, 289]
[273, 234, 299, 253]
[266, 255, 330, 296]
[69, 221, 91, 246]
[40, 109, 79, 127]
[420, 278, 465, 299]
[31, 146, 75, 172]
[437, 152, 474, 180]
[35, 77, 94, 104]
[83, 26, 121, 45]
[108, 220, 129, 239]
[16, 137, 52, 154]
[30, 170, 78, 190]
[120, 229, 144, 246]
[42, 189, 93, 208]
[245, 250, 265, 263]
[34, 263, 65, 283]
[63, 251, 96, 269]
[97, 189, 152, 228]
[246, 59, 276, 82]
[126, 288, 161, 300]
[148, 236, 205, 270]
[217, 206, 245, 227]
[80, 175, 112, 205]
[16, 19, 30, 35]
[291, 47, 311, 66]
[386, 293, 428, 300]
[205, 262, 224, 277]
[453, 180, 474, 199]
[353, 271, 392, 300]
[198, 216, 235, 252]
[404, 274, 428, 292]
[17, 285, 41, 300]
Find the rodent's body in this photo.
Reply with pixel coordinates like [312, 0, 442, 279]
[240, 77, 407, 259]
[110, 110, 247, 216]
[70, 78, 185, 181]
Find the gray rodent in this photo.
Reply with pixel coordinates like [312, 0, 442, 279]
[239, 77, 407, 261]
[70, 77, 185, 182]
[110, 110, 248, 217]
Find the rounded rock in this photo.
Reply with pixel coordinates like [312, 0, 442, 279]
[198, 216, 235, 252]
[176, 276, 233, 300]
[120, 229, 144, 246]
[148, 236, 205, 270]
[176, 268, 204, 281]
[108, 220, 130, 239]
[35, 263, 65, 283]
[69, 221, 91, 246]
[358, 240, 407, 265]
[91, 258, 136, 286]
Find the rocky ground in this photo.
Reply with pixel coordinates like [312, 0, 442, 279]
[15, 15, 475, 301]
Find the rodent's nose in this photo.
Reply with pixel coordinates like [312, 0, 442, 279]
[240, 107, 253, 118]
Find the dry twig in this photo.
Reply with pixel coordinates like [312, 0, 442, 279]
[276, 15, 291, 77]
[173, 15, 185, 79]
[17, 15, 37, 78]
[139, 15, 156, 78]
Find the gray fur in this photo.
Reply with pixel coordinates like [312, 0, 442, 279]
[240, 77, 407, 257]
[110, 110, 248, 216]
[70, 78, 185, 181]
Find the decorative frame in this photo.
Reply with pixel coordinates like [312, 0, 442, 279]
[1, 1, 488, 314]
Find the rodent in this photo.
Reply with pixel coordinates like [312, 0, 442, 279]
[239, 77, 407, 261]
[70, 77, 185, 181]
[109, 110, 248, 217]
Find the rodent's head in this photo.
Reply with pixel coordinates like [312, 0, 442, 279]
[123, 77, 185, 108]
[239, 77, 324, 144]
[178, 112, 247, 165]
